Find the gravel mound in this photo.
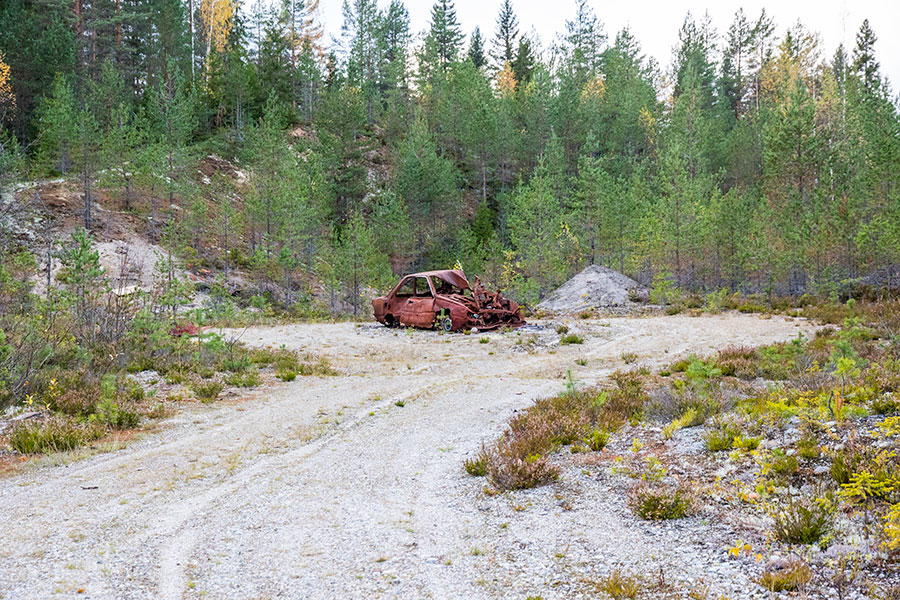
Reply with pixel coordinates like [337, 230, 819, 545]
[538, 264, 646, 313]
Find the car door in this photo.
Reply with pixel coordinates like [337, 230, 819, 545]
[399, 277, 435, 328]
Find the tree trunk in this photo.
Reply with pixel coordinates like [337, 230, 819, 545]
[74, 0, 83, 70]
[150, 196, 157, 243]
[189, 0, 195, 80]
[115, 0, 122, 49]
[83, 167, 91, 231]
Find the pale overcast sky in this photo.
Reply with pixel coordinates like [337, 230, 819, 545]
[317, 0, 899, 91]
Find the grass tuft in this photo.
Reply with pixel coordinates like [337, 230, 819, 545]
[757, 559, 812, 592]
[8, 417, 103, 454]
[772, 499, 833, 545]
[628, 480, 697, 520]
[560, 333, 584, 345]
[595, 569, 641, 599]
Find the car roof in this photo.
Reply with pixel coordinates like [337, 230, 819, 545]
[404, 269, 470, 291]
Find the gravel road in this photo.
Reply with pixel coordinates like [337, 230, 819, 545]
[0, 314, 813, 599]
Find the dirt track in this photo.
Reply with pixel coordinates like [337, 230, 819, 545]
[0, 314, 813, 599]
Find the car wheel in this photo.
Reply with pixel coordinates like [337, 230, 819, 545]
[438, 315, 453, 332]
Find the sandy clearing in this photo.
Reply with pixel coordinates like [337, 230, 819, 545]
[0, 313, 814, 599]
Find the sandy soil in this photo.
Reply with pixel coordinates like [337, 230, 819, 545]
[0, 313, 814, 599]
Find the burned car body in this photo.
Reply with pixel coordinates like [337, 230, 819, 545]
[373, 270, 525, 332]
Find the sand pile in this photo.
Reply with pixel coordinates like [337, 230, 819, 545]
[537, 264, 646, 313]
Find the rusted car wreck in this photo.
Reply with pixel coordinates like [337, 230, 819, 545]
[373, 270, 525, 332]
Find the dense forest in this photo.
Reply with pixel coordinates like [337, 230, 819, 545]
[1, 0, 899, 307]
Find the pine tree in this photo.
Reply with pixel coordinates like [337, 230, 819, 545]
[342, 0, 380, 122]
[36, 74, 77, 175]
[506, 156, 568, 301]
[100, 99, 141, 210]
[336, 211, 390, 315]
[491, 0, 518, 69]
[72, 105, 100, 231]
[146, 63, 195, 243]
[395, 113, 459, 262]
[720, 9, 753, 118]
[562, 0, 605, 77]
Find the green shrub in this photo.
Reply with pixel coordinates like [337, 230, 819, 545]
[602, 371, 647, 428]
[649, 271, 680, 306]
[772, 499, 832, 544]
[797, 434, 820, 459]
[872, 394, 900, 415]
[667, 356, 694, 374]
[165, 369, 189, 385]
[191, 381, 224, 403]
[733, 434, 761, 451]
[224, 370, 260, 387]
[767, 449, 799, 478]
[703, 421, 741, 452]
[628, 480, 696, 520]
[127, 382, 145, 401]
[662, 407, 699, 440]
[737, 303, 766, 314]
[276, 369, 297, 382]
[560, 333, 584, 345]
[249, 348, 279, 366]
[90, 397, 140, 429]
[221, 353, 253, 373]
[584, 428, 610, 451]
[556, 325, 569, 334]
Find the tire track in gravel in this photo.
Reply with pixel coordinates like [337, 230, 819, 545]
[0, 314, 814, 599]
[155, 375, 473, 600]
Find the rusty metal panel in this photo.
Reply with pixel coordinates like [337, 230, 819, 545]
[399, 297, 436, 328]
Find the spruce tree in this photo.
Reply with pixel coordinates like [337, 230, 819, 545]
[491, 0, 519, 69]
[852, 19, 880, 94]
[467, 27, 486, 69]
[511, 36, 534, 84]
[425, 0, 464, 70]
